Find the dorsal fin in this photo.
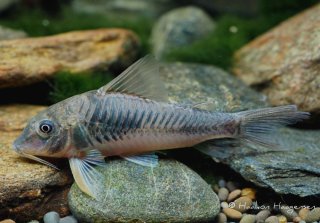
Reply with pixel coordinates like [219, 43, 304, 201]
[97, 55, 168, 102]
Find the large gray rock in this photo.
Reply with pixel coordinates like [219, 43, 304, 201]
[68, 159, 220, 223]
[205, 128, 320, 197]
[161, 62, 267, 110]
[160, 62, 319, 197]
[151, 6, 215, 59]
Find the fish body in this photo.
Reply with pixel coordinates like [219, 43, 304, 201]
[13, 56, 309, 198]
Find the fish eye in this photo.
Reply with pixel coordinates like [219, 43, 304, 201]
[39, 120, 54, 134]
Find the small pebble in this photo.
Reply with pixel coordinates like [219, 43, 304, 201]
[240, 214, 256, 223]
[299, 208, 310, 220]
[0, 220, 15, 223]
[256, 210, 271, 223]
[265, 216, 280, 223]
[293, 216, 302, 223]
[226, 181, 238, 191]
[213, 184, 220, 193]
[233, 196, 253, 213]
[43, 211, 60, 223]
[298, 221, 306, 223]
[216, 213, 227, 223]
[59, 216, 78, 223]
[304, 208, 320, 222]
[241, 188, 256, 200]
[227, 189, 242, 202]
[218, 179, 226, 188]
[28, 221, 40, 223]
[278, 215, 287, 223]
[218, 187, 229, 201]
[221, 201, 229, 209]
[223, 208, 243, 220]
[280, 205, 298, 221]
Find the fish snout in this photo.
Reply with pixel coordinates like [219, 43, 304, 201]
[13, 137, 25, 154]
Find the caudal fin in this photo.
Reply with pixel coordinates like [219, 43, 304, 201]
[235, 105, 309, 147]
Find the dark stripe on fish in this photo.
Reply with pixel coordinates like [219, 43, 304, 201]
[48, 130, 68, 154]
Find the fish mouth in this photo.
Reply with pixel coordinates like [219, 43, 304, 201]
[15, 149, 60, 170]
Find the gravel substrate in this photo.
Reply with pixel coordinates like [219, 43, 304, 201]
[213, 179, 320, 223]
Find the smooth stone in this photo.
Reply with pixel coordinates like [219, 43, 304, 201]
[227, 189, 242, 202]
[226, 181, 238, 192]
[151, 6, 215, 59]
[68, 159, 220, 223]
[304, 208, 320, 222]
[0, 29, 139, 89]
[0, 220, 15, 223]
[299, 208, 310, 220]
[266, 216, 280, 223]
[218, 187, 229, 201]
[218, 179, 226, 188]
[233, 3, 320, 113]
[280, 205, 298, 221]
[241, 188, 256, 200]
[59, 216, 78, 223]
[233, 196, 253, 213]
[223, 208, 242, 220]
[256, 210, 271, 223]
[216, 213, 227, 223]
[240, 214, 256, 223]
[221, 201, 229, 209]
[43, 212, 60, 223]
[160, 62, 320, 197]
[0, 105, 72, 222]
[278, 215, 288, 223]
[293, 217, 302, 223]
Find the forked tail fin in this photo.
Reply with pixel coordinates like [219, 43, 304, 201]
[235, 105, 309, 147]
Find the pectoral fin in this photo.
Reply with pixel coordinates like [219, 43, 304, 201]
[69, 150, 106, 198]
[121, 153, 158, 167]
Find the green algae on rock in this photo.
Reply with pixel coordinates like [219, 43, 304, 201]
[68, 159, 220, 223]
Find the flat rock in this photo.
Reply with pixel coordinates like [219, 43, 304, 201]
[0, 105, 72, 222]
[68, 159, 220, 223]
[0, 28, 139, 89]
[207, 128, 320, 197]
[233, 4, 320, 113]
[151, 6, 215, 59]
[160, 62, 319, 197]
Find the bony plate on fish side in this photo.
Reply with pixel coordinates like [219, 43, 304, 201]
[68, 159, 221, 223]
